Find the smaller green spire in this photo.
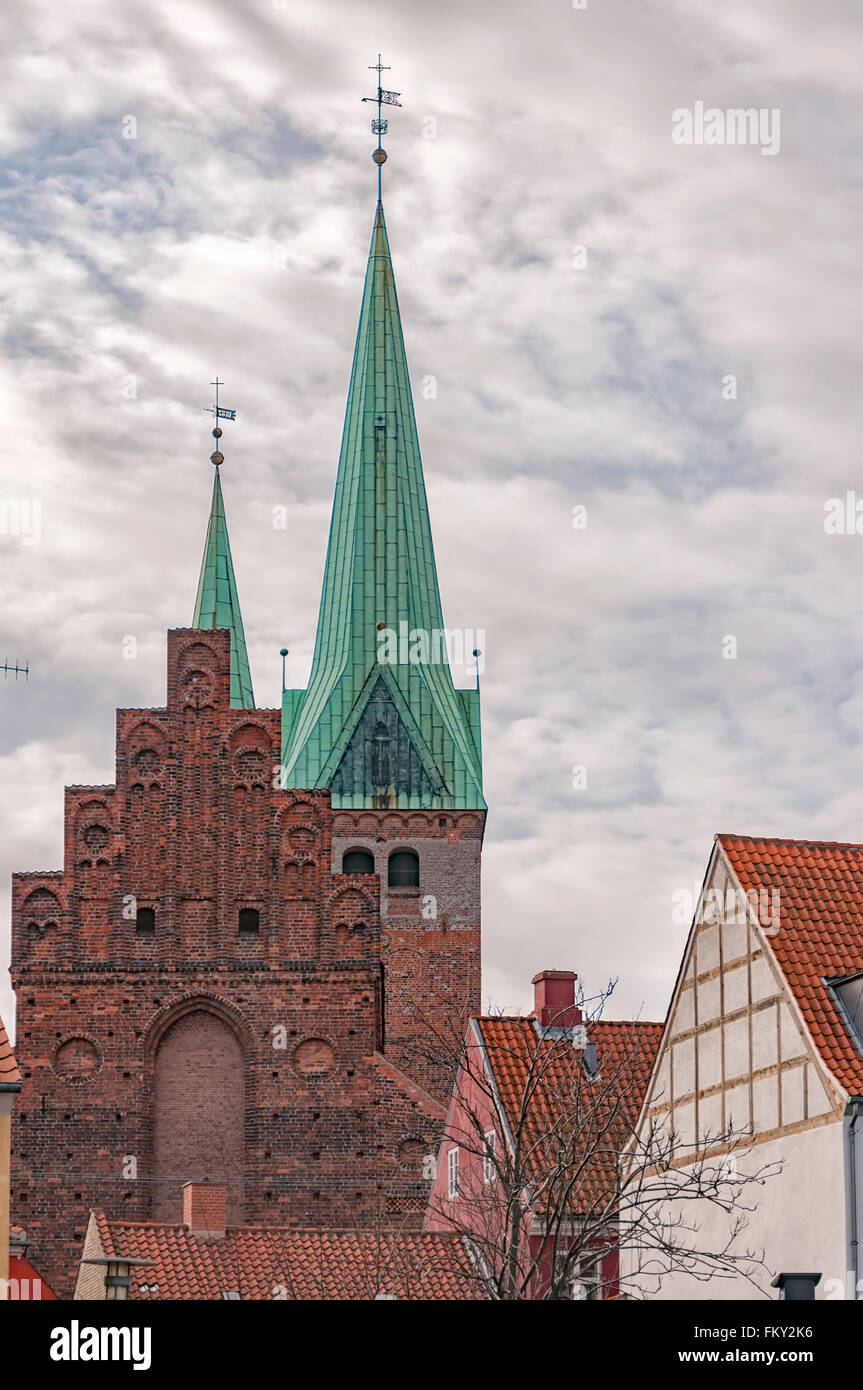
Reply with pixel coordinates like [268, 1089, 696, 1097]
[192, 466, 255, 709]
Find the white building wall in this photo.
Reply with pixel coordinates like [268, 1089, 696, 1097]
[622, 849, 850, 1300]
[622, 1121, 847, 1299]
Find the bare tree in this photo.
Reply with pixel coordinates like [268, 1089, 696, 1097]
[417, 984, 781, 1300]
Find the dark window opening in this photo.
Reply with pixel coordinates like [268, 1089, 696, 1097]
[370, 721, 391, 788]
[388, 850, 419, 888]
[136, 908, 155, 935]
[343, 850, 375, 875]
[239, 908, 260, 935]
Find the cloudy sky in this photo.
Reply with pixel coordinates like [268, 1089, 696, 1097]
[1, 0, 861, 1032]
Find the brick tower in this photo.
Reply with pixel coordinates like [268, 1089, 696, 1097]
[9, 192, 484, 1297]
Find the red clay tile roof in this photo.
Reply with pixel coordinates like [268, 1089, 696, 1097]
[720, 835, 863, 1094]
[477, 1016, 663, 1203]
[9, 1254, 58, 1299]
[0, 1012, 21, 1087]
[89, 1218, 483, 1300]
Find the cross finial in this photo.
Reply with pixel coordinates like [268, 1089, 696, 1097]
[362, 54, 402, 201]
[203, 376, 236, 467]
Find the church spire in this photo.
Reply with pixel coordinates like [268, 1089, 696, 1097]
[280, 198, 484, 809]
[192, 391, 255, 709]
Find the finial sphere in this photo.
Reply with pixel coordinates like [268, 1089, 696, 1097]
[210, 451, 224, 467]
[372, 148, 387, 165]
[279, 648, 289, 658]
[212, 426, 222, 438]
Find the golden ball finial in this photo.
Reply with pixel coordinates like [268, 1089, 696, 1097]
[210, 451, 224, 467]
[372, 147, 387, 166]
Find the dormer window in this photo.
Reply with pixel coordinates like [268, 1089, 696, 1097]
[830, 970, 863, 1052]
[343, 850, 374, 875]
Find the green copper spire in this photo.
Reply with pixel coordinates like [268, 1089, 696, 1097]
[193, 465, 255, 709]
[281, 203, 484, 809]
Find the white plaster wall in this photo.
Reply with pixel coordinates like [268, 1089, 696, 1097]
[621, 1120, 846, 1300]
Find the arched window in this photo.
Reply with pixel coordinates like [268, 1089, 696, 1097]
[238, 908, 260, 935]
[343, 850, 375, 875]
[388, 850, 419, 888]
[136, 907, 155, 935]
[370, 721, 391, 788]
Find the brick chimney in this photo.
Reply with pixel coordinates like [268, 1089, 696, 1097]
[182, 1180, 227, 1239]
[532, 970, 583, 1028]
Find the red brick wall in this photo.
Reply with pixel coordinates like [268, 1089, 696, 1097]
[332, 813, 485, 1099]
[9, 628, 456, 1295]
[153, 1010, 244, 1222]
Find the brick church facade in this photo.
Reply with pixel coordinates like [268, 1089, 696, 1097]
[9, 198, 486, 1295]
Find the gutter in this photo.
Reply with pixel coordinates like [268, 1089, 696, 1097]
[845, 1098, 863, 1301]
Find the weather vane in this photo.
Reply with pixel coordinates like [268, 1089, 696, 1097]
[362, 55, 402, 200]
[203, 376, 236, 467]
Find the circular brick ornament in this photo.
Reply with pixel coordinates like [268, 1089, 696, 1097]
[396, 1138, 427, 1174]
[292, 1038, 336, 1077]
[53, 1037, 101, 1081]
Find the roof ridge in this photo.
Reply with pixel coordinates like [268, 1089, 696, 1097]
[719, 833, 863, 850]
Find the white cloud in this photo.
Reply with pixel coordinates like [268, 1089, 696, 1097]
[1, 0, 861, 1036]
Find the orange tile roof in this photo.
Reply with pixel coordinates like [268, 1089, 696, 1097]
[0, 1012, 21, 1087]
[90, 1217, 483, 1300]
[720, 835, 863, 1094]
[476, 1017, 662, 1203]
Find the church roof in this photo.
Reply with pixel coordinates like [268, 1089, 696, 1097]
[719, 834, 863, 1094]
[192, 467, 255, 709]
[0, 1011, 21, 1088]
[281, 202, 484, 809]
[85, 1211, 483, 1300]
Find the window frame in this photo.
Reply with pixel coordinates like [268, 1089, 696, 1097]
[447, 1146, 460, 1201]
[238, 907, 261, 935]
[482, 1129, 496, 1184]
[135, 907, 156, 935]
[388, 849, 420, 889]
[342, 849, 375, 876]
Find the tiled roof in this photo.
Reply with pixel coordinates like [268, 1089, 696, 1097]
[720, 834, 863, 1094]
[477, 1016, 662, 1202]
[0, 1012, 21, 1087]
[9, 1253, 58, 1299]
[90, 1217, 483, 1301]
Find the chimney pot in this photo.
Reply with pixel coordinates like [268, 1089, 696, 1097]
[532, 969, 583, 1028]
[182, 1179, 227, 1239]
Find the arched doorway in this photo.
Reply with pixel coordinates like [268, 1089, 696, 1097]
[152, 1008, 245, 1223]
